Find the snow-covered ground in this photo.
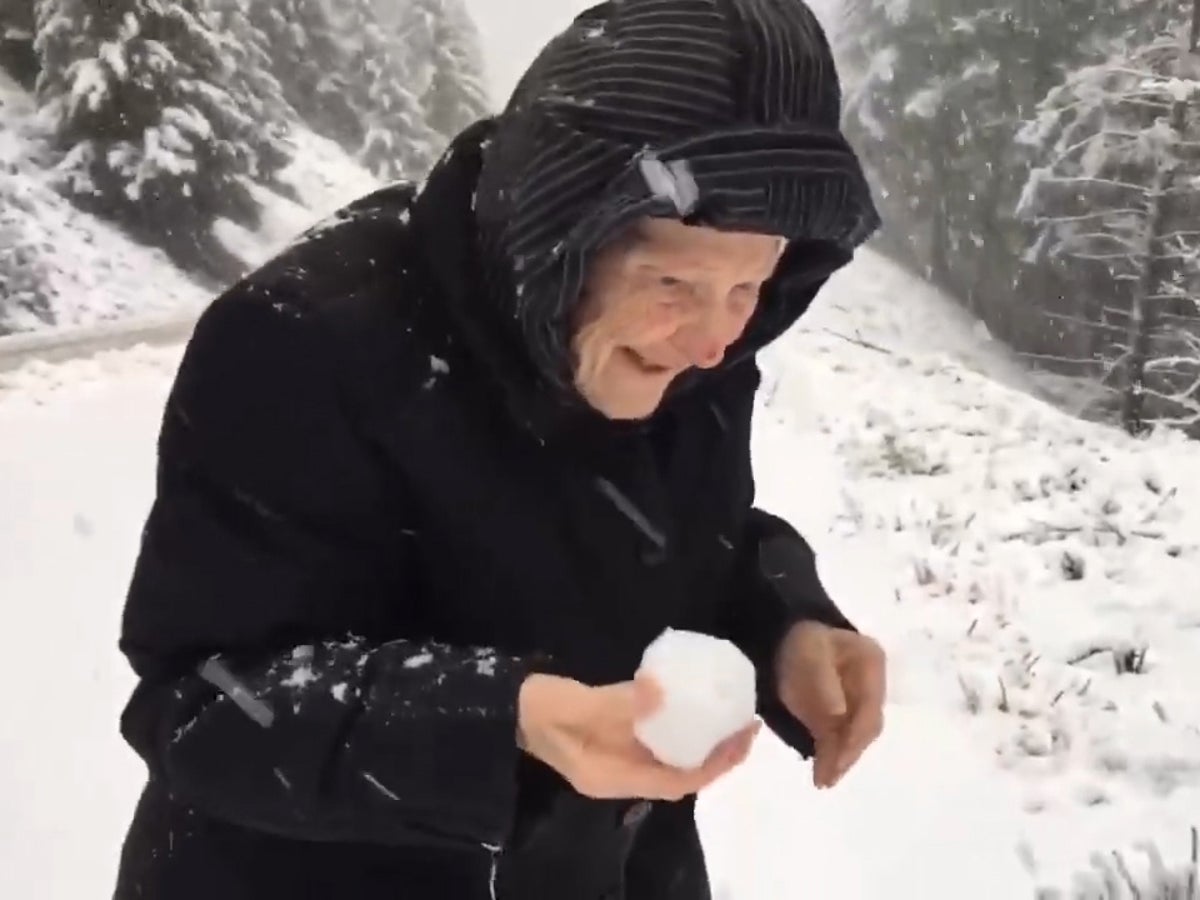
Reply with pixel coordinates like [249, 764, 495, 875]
[702, 252, 1200, 898]
[3, 247, 1198, 899]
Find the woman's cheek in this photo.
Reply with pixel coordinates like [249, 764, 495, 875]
[634, 301, 684, 341]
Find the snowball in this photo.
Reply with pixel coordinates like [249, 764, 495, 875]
[633, 629, 757, 770]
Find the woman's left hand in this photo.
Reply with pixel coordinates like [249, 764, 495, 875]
[774, 621, 887, 790]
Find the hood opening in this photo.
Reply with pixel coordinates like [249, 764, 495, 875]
[417, 0, 881, 437]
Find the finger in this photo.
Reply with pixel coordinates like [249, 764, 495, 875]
[703, 720, 761, 772]
[694, 721, 763, 786]
[812, 732, 842, 789]
[848, 637, 888, 709]
[808, 643, 850, 721]
[726, 720, 763, 767]
[832, 706, 884, 784]
[632, 745, 738, 801]
[630, 673, 664, 719]
[706, 720, 760, 765]
[825, 643, 886, 784]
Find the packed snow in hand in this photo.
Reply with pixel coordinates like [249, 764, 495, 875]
[633, 629, 757, 770]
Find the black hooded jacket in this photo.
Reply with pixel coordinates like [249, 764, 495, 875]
[113, 2, 879, 898]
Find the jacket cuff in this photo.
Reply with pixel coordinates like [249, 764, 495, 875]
[752, 534, 856, 760]
[757, 533, 856, 636]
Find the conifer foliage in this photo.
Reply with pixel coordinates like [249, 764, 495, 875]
[33, 0, 266, 281]
[839, 0, 1200, 435]
[18, 0, 493, 288]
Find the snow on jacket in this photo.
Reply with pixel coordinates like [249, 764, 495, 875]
[113, 2, 879, 898]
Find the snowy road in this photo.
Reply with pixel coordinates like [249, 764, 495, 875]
[0, 313, 197, 375]
[3, 250, 1199, 899]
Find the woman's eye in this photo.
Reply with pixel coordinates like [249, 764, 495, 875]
[658, 275, 685, 289]
[730, 285, 758, 313]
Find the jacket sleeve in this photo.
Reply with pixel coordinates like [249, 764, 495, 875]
[712, 362, 856, 759]
[119, 287, 532, 851]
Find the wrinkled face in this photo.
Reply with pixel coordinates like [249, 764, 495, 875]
[571, 217, 785, 420]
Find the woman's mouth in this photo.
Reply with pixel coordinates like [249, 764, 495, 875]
[622, 348, 674, 375]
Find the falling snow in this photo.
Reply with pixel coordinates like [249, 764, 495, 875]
[280, 664, 318, 690]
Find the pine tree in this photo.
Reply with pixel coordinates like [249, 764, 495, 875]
[0, 0, 38, 88]
[841, 0, 1164, 349]
[249, 0, 361, 149]
[34, 0, 261, 281]
[410, 0, 490, 140]
[203, 0, 295, 193]
[345, 0, 439, 181]
[1017, 17, 1200, 433]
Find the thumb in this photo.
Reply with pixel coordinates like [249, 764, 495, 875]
[630, 672, 664, 719]
[593, 675, 662, 729]
[798, 635, 848, 726]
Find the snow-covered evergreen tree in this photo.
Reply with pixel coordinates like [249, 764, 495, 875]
[409, 0, 490, 140]
[0, 0, 38, 88]
[251, 0, 450, 180]
[202, 0, 295, 193]
[247, 0, 361, 149]
[1017, 18, 1200, 433]
[345, 0, 439, 181]
[33, 0, 261, 281]
[842, 0, 1160, 333]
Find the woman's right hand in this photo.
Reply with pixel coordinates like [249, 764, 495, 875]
[516, 673, 761, 801]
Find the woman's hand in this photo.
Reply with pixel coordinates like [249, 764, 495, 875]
[516, 673, 760, 801]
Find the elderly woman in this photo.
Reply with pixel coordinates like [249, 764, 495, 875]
[113, 1, 886, 898]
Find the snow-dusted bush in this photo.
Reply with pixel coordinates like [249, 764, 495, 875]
[0, 168, 53, 333]
[1033, 829, 1198, 899]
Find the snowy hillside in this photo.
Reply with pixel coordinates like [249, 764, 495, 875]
[0, 67, 381, 336]
[2, 247, 1197, 899]
[0, 69, 207, 333]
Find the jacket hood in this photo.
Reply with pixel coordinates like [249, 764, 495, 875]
[415, 0, 880, 434]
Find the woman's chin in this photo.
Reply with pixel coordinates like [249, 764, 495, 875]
[584, 386, 668, 421]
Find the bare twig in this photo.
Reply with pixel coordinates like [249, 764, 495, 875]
[1068, 646, 1109, 666]
[800, 327, 895, 355]
[1188, 826, 1197, 898]
[1112, 850, 1142, 899]
[1141, 486, 1179, 524]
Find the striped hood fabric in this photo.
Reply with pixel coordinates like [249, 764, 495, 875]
[466, 0, 881, 399]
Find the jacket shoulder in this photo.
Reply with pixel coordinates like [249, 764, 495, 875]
[196, 181, 440, 402]
[221, 182, 420, 316]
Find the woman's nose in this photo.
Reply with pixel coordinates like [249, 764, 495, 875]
[677, 308, 741, 369]
[677, 326, 728, 369]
